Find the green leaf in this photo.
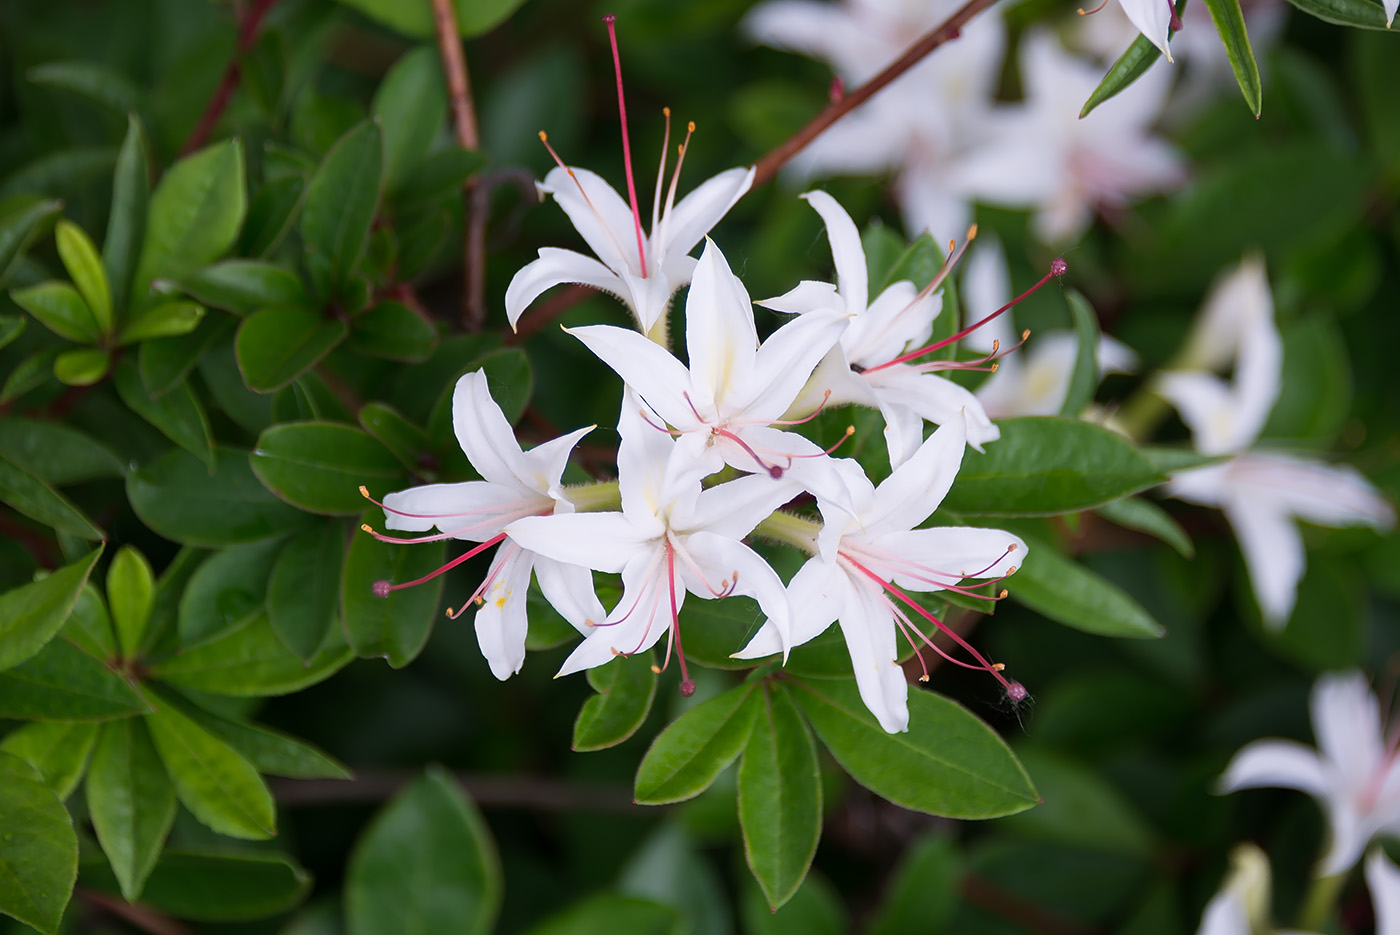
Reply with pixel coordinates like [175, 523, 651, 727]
[0, 315, 24, 350]
[132, 139, 246, 307]
[1096, 497, 1194, 558]
[127, 448, 308, 547]
[525, 896, 682, 935]
[10, 280, 100, 343]
[104, 114, 150, 315]
[177, 260, 309, 317]
[169, 699, 351, 780]
[346, 766, 502, 935]
[394, 149, 486, 211]
[106, 546, 155, 658]
[0, 454, 105, 539]
[1281, 0, 1397, 27]
[1059, 290, 1099, 419]
[0, 639, 150, 720]
[787, 678, 1038, 818]
[1079, 0, 1187, 118]
[302, 120, 383, 302]
[0, 198, 62, 288]
[0, 418, 124, 485]
[675, 595, 766, 670]
[997, 746, 1157, 856]
[118, 299, 205, 343]
[1202, 0, 1263, 115]
[0, 753, 78, 935]
[53, 347, 111, 385]
[341, 513, 446, 668]
[0, 720, 99, 800]
[358, 403, 429, 472]
[113, 359, 215, 468]
[0, 545, 103, 670]
[84, 850, 312, 921]
[738, 684, 822, 910]
[235, 306, 348, 393]
[55, 220, 113, 334]
[336, 0, 530, 38]
[940, 417, 1166, 517]
[251, 422, 405, 515]
[865, 837, 958, 935]
[0, 147, 115, 201]
[86, 719, 177, 901]
[635, 682, 760, 805]
[740, 869, 846, 935]
[139, 317, 230, 398]
[1, 348, 60, 404]
[348, 300, 440, 362]
[63, 584, 116, 660]
[26, 60, 142, 115]
[267, 522, 345, 661]
[426, 348, 534, 465]
[372, 46, 447, 191]
[1009, 533, 1165, 638]
[178, 540, 281, 648]
[241, 175, 306, 258]
[1141, 446, 1223, 475]
[573, 653, 659, 752]
[151, 612, 352, 697]
[144, 689, 277, 839]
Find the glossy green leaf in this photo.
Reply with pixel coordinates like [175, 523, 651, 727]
[104, 114, 150, 314]
[132, 139, 246, 307]
[144, 691, 277, 839]
[53, 347, 111, 385]
[675, 595, 765, 670]
[177, 260, 309, 317]
[0, 545, 103, 670]
[394, 148, 487, 211]
[1010, 533, 1165, 638]
[346, 766, 502, 935]
[0, 198, 62, 288]
[127, 448, 308, 547]
[348, 300, 440, 362]
[113, 359, 215, 468]
[0, 147, 115, 201]
[302, 120, 383, 301]
[358, 403, 429, 472]
[0, 454, 105, 540]
[235, 306, 347, 393]
[1, 348, 60, 404]
[1141, 446, 1223, 475]
[0, 418, 123, 485]
[178, 540, 281, 647]
[63, 584, 116, 660]
[1202, 0, 1263, 114]
[740, 869, 846, 935]
[940, 417, 1166, 517]
[151, 612, 352, 697]
[84, 850, 312, 921]
[0, 639, 149, 720]
[372, 46, 447, 190]
[335, 0, 530, 38]
[525, 896, 682, 935]
[0, 720, 99, 800]
[1282, 0, 1396, 27]
[26, 60, 142, 115]
[252, 422, 405, 515]
[0, 753, 78, 935]
[341, 513, 446, 667]
[106, 546, 154, 658]
[635, 682, 759, 805]
[1059, 290, 1100, 419]
[141, 547, 205, 655]
[138, 317, 230, 398]
[0, 315, 24, 349]
[573, 653, 659, 752]
[738, 684, 822, 910]
[865, 837, 959, 935]
[55, 219, 112, 334]
[86, 719, 177, 901]
[788, 678, 1038, 818]
[267, 522, 345, 660]
[170, 699, 351, 779]
[10, 280, 100, 343]
[119, 299, 205, 344]
[1079, 0, 1187, 118]
[998, 746, 1157, 856]
[1096, 496, 1194, 558]
[241, 175, 306, 258]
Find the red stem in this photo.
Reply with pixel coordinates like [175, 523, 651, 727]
[181, 0, 279, 154]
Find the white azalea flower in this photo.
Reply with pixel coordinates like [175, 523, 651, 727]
[765, 190, 1000, 466]
[566, 237, 852, 495]
[505, 121, 754, 334]
[506, 394, 798, 690]
[953, 31, 1185, 243]
[1157, 257, 1394, 626]
[744, 0, 1005, 238]
[1115, 0, 1179, 60]
[1219, 671, 1400, 877]
[735, 414, 1026, 732]
[367, 370, 605, 680]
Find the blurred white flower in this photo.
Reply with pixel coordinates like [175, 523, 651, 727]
[1157, 257, 1394, 626]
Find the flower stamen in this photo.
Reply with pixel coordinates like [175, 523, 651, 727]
[371, 532, 508, 598]
[603, 13, 649, 279]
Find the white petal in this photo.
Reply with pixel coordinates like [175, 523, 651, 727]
[1195, 888, 1250, 935]
[876, 395, 929, 471]
[616, 262, 681, 333]
[786, 346, 880, 417]
[505, 513, 650, 574]
[874, 527, 1026, 592]
[686, 471, 804, 541]
[1116, 0, 1174, 60]
[962, 238, 1012, 354]
[683, 239, 758, 412]
[757, 279, 843, 316]
[1223, 495, 1305, 628]
[801, 189, 868, 313]
[615, 392, 705, 529]
[679, 531, 793, 656]
[838, 576, 909, 733]
[742, 1, 873, 76]
[540, 165, 641, 275]
[863, 415, 967, 535]
[732, 554, 845, 660]
[863, 363, 1000, 451]
[1367, 851, 1400, 935]
[1233, 454, 1396, 531]
[1218, 739, 1330, 797]
[472, 547, 533, 680]
[556, 544, 677, 678]
[1311, 671, 1386, 797]
[534, 555, 607, 634]
[844, 280, 933, 368]
[1097, 333, 1139, 374]
[382, 481, 534, 539]
[453, 369, 535, 491]
[1156, 371, 1247, 456]
[504, 248, 626, 327]
[520, 425, 595, 504]
[659, 167, 754, 260]
[567, 324, 698, 429]
[1386, 0, 1399, 25]
[742, 307, 850, 423]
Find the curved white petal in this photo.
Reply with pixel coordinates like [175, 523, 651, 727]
[786, 346, 880, 417]
[1367, 851, 1400, 935]
[540, 166, 641, 275]
[801, 189, 867, 313]
[758, 279, 843, 316]
[382, 481, 538, 539]
[1157, 371, 1247, 456]
[567, 324, 698, 429]
[1115, 0, 1174, 60]
[863, 414, 967, 535]
[679, 531, 793, 656]
[1233, 455, 1396, 531]
[687, 471, 803, 541]
[1311, 671, 1386, 795]
[1218, 739, 1329, 797]
[534, 555, 606, 634]
[504, 248, 625, 327]
[743, 307, 850, 423]
[453, 369, 535, 491]
[838, 575, 909, 733]
[521, 425, 595, 504]
[862, 363, 999, 451]
[962, 238, 1012, 354]
[556, 544, 677, 678]
[684, 239, 758, 411]
[732, 554, 847, 661]
[660, 167, 754, 260]
[505, 512, 650, 574]
[845, 280, 932, 368]
[472, 546, 534, 680]
[1223, 495, 1305, 628]
[873, 527, 1026, 592]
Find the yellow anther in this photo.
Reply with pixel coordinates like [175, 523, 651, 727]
[538, 130, 548, 142]
[360, 524, 373, 533]
[651, 664, 662, 674]
[359, 485, 370, 497]
[919, 675, 930, 683]
[1007, 543, 1017, 551]
[687, 120, 696, 132]
[992, 662, 1005, 671]
[967, 223, 979, 240]
[998, 589, 1009, 598]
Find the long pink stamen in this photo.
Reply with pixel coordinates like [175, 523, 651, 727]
[372, 532, 508, 597]
[767, 390, 833, 426]
[663, 543, 695, 695]
[603, 14, 649, 279]
[447, 540, 522, 620]
[867, 258, 1067, 374]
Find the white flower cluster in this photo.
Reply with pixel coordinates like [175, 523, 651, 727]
[372, 161, 1034, 734]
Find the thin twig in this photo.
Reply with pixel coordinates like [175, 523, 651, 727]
[750, 0, 999, 187]
[430, 0, 487, 331]
[271, 769, 645, 814]
[507, 284, 594, 344]
[82, 891, 193, 935]
[181, 0, 279, 154]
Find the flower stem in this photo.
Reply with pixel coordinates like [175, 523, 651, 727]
[1297, 870, 1346, 932]
[563, 480, 621, 512]
[752, 510, 822, 554]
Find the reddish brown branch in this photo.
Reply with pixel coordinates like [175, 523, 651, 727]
[750, 0, 999, 188]
[506, 283, 594, 344]
[181, 0, 279, 154]
[82, 891, 193, 935]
